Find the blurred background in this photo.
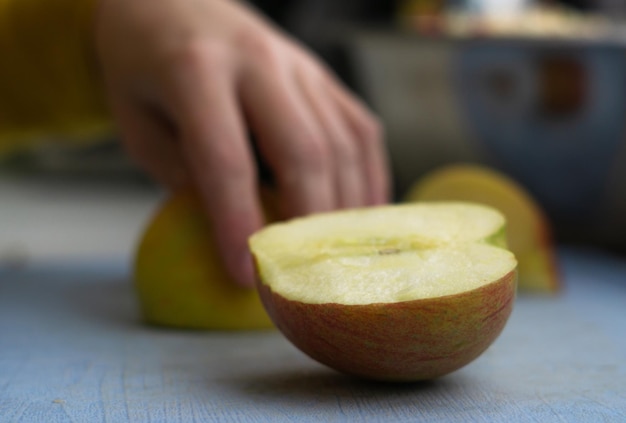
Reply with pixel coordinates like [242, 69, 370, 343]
[2, 0, 626, 268]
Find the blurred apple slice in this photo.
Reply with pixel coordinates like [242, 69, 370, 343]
[134, 189, 273, 330]
[405, 164, 560, 294]
[250, 202, 517, 381]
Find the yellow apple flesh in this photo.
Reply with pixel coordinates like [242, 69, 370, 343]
[250, 203, 517, 381]
[406, 164, 560, 294]
[134, 189, 273, 330]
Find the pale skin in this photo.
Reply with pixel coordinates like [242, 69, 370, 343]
[95, 0, 391, 288]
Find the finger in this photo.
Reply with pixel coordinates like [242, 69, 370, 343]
[111, 95, 188, 188]
[295, 67, 365, 209]
[238, 47, 335, 218]
[164, 48, 262, 288]
[326, 80, 391, 205]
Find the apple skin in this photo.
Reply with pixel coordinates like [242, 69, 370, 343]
[134, 188, 273, 330]
[257, 270, 517, 381]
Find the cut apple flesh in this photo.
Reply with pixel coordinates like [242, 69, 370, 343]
[405, 164, 560, 294]
[251, 203, 516, 305]
[249, 202, 518, 381]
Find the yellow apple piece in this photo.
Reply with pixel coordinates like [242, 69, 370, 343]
[249, 203, 517, 381]
[134, 189, 273, 330]
[405, 164, 560, 294]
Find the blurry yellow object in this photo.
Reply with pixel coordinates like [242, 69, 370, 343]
[398, 0, 446, 33]
[398, 0, 444, 16]
[405, 164, 561, 294]
[0, 0, 110, 156]
[134, 189, 274, 330]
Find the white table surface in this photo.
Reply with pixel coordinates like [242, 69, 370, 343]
[1, 175, 625, 422]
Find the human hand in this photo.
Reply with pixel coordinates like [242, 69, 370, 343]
[95, 0, 390, 288]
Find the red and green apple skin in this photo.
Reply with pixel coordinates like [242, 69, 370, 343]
[257, 270, 516, 381]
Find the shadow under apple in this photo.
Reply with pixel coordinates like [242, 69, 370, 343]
[218, 365, 473, 414]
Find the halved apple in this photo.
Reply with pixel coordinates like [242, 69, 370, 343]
[249, 203, 517, 381]
[134, 189, 273, 330]
[406, 164, 560, 294]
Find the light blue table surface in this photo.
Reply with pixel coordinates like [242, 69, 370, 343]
[1, 248, 625, 422]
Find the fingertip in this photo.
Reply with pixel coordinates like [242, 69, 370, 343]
[213, 214, 261, 290]
[232, 250, 258, 289]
